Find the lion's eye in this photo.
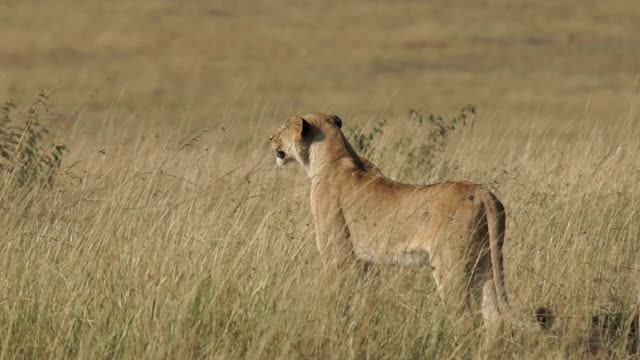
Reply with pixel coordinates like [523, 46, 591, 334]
[276, 151, 286, 159]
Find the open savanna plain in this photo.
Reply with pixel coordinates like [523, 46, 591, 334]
[1, 0, 640, 358]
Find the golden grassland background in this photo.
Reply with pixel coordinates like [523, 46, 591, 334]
[1, 0, 640, 358]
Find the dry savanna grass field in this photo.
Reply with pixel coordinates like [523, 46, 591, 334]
[1, 1, 640, 358]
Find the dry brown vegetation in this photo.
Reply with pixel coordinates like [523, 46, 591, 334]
[1, 0, 640, 358]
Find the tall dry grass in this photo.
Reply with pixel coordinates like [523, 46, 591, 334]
[1, 100, 639, 358]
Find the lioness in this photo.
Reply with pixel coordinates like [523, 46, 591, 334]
[270, 113, 508, 330]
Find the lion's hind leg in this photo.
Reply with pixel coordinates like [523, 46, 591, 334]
[466, 247, 505, 354]
[478, 279, 505, 356]
[480, 279, 503, 327]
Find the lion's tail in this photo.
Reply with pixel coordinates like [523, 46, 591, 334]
[480, 189, 509, 312]
[480, 189, 558, 331]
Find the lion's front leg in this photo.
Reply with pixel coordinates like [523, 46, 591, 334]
[314, 204, 382, 357]
[309, 181, 355, 270]
[310, 195, 376, 355]
[312, 205, 354, 271]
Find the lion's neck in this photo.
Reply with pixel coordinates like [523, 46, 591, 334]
[305, 133, 362, 180]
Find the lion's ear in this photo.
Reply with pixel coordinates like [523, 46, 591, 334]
[300, 117, 311, 137]
[330, 115, 343, 128]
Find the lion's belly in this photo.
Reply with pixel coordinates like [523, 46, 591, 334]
[340, 184, 481, 268]
[346, 212, 435, 267]
[352, 247, 430, 267]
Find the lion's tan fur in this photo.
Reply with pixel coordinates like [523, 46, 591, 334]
[271, 113, 509, 328]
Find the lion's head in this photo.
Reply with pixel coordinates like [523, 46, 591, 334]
[269, 113, 343, 168]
